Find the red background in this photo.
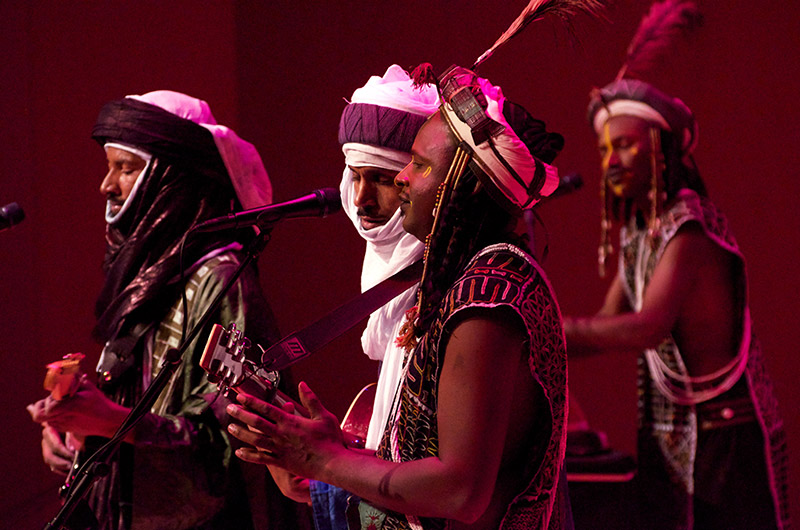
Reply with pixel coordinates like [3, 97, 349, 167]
[1, 1, 797, 526]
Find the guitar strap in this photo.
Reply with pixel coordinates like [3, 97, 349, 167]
[260, 259, 423, 371]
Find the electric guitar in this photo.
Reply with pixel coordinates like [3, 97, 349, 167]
[43, 353, 91, 498]
[44, 353, 85, 401]
[200, 323, 375, 448]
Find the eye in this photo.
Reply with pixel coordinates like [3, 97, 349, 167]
[616, 138, 634, 149]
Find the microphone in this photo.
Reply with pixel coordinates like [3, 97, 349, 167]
[0, 202, 25, 232]
[548, 172, 583, 199]
[194, 188, 341, 232]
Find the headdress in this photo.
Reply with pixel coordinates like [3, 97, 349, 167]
[586, 0, 702, 276]
[397, 0, 599, 349]
[91, 91, 270, 361]
[94, 90, 272, 210]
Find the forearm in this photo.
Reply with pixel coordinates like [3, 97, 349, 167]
[564, 312, 666, 357]
[317, 449, 481, 522]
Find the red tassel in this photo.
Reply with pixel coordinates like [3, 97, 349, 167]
[395, 305, 420, 353]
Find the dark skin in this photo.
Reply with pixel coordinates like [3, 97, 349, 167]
[227, 112, 546, 526]
[350, 165, 402, 230]
[564, 115, 740, 377]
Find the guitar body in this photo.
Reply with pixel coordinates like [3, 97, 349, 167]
[340, 383, 376, 450]
[44, 353, 85, 401]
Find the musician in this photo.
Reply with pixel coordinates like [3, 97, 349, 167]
[562, 79, 790, 528]
[27, 91, 306, 530]
[266, 65, 439, 530]
[226, 67, 572, 529]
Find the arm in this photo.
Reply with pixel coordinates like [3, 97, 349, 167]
[27, 256, 274, 487]
[564, 224, 708, 356]
[227, 311, 528, 523]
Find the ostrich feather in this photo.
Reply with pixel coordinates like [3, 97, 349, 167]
[472, 0, 605, 70]
[616, 0, 702, 81]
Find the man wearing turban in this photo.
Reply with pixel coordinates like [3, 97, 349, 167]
[227, 66, 573, 530]
[564, 79, 789, 529]
[28, 91, 304, 530]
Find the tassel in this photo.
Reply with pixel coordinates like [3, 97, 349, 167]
[410, 63, 439, 89]
[616, 0, 702, 81]
[395, 306, 420, 353]
[472, 0, 605, 70]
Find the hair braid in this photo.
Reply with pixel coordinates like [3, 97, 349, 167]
[660, 129, 707, 200]
[416, 166, 516, 335]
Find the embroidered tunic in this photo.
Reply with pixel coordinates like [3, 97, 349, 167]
[88, 251, 286, 530]
[619, 189, 790, 529]
[373, 243, 569, 530]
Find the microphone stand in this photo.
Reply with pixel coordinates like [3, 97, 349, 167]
[44, 223, 275, 530]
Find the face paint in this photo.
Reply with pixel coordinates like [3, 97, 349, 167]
[599, 118, 646, 199]
[601, 121, 613, 173]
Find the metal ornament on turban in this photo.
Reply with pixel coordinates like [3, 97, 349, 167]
[438, 66, 560, 214]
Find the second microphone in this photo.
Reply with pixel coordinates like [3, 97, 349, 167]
[194, 188, 341, 232]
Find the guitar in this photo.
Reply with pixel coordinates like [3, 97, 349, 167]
[44, 353, 85, 401]
[200, 323, 374, 448]
[43, 353, 92, 497]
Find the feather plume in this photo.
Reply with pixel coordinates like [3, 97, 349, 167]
[472, 0, 605, 70]
[616, 0, 702, 81]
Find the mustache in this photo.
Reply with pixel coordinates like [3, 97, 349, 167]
[356, 207, 382, 218]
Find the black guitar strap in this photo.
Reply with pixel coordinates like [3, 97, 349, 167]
[259, 259, 423, 371]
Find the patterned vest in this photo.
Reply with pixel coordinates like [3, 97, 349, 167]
[619, 189, 789, 529]
[372, 243, 569, 530]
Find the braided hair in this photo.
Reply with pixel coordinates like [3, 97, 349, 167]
[415, 163, 519, 335]
[660, 128, 707, 200]
[397, 101, 562, 347]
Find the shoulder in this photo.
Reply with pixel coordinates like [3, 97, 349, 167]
[445, 243, 560, 326]
[193, 249, 245, 283]
[663, 190, 743, 262]
[459, 243, 540, 286]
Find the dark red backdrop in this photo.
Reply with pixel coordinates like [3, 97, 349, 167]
[1, 1, 796, 527]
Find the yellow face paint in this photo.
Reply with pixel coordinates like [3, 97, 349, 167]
[410, 156, 432, 178]
[601, 121, 639, 198]
[601, 121, 613, 173]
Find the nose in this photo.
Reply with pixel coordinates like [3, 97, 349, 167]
[100, 169, 119, 197]
[353, 178, 377, 208]
[602, 148, 620, 172]
[394, 164, 410, 188]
